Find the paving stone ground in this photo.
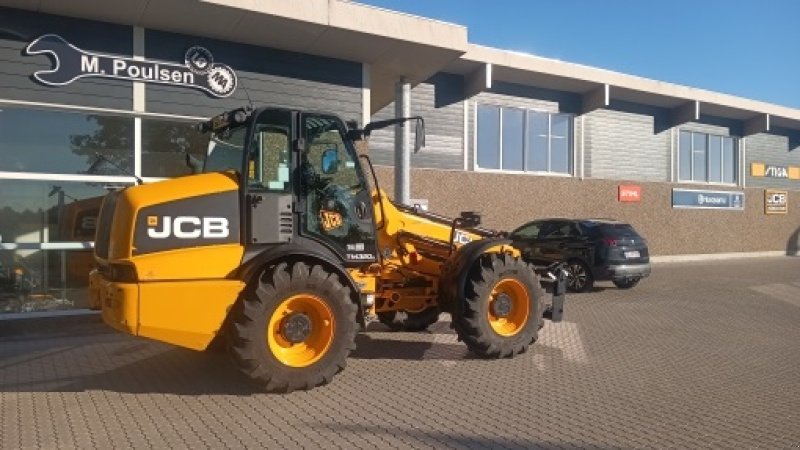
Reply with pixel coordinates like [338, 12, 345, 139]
[2, 257, 799, 449]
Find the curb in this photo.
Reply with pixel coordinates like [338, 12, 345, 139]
[651, 251, 798, 264]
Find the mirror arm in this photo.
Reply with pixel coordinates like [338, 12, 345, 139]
[363, 116, 424, 136]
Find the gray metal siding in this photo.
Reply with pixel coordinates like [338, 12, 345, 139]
[474, 82, 579, 113]
[369, 73, 465, 170]
[144, 30, 362, 120]
[746, 130, 800, 190]
[679, 120, 737, 137]
[583, 104, 671, 182]
[0, 7, 133, 109]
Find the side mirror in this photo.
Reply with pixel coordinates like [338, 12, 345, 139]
[414, 118, 426, 153]
[321, 148, 339, 174]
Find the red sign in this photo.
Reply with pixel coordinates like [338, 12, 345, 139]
[618, 185, 642, 202]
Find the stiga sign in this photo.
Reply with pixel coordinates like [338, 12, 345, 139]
[751, 162, 800, 180]
[764, 190, 788, 215]
[672, 188, 745, 211]
[25, 34, 237, 97]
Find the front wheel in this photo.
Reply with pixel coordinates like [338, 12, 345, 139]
[228, 261, 357, 392]
[452, 253, 542, 358]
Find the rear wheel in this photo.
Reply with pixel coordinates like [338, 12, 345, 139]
[613, 278, 640, 289]
[566, 259, 594, 293]
[452, 253, 542, 358]
[228, 261, 357, 392]
[377, 307, 440, 331]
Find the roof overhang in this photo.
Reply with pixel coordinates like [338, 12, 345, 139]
[1, 0, 469, 113]
[445, 45, 800, 133]
[3, 1, 799, 131]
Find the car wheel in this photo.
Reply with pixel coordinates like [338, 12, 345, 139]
[613, 278, 640, 289]
[566, 260, 594, 293]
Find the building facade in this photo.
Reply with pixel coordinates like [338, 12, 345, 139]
[0, 1, 798, 316]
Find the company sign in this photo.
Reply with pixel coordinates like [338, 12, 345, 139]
[751, 162, 800, 180]
[765, 190, 788, 215]
[25, 34, 237, 97]
[672, 188, 745, 211]
[618, 185, 642, 203]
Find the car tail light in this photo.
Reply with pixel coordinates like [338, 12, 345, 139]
[603, 238, 617, 246]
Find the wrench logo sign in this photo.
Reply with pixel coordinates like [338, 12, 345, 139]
[25, 34, 237, 98]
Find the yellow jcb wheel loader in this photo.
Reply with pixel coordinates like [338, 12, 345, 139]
[89, 106, 566, 392]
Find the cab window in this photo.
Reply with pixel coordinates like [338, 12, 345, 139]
[248, 125, 290, 191]
[247, 109, 293, 191]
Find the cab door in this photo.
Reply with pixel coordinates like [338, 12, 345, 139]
[246, 109, 295, 246]
[298, 114, 377, 265]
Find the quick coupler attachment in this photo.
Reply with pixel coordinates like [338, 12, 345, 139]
[543, 262, 567, 322]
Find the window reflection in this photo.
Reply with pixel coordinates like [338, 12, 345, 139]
[502, 108, 524, 171]
[477, 105, 500, 169]
[141, 118, 209, 177]
[478, 104, 572, 174]
[0, 107, 133, 175]
[0, 250, 92, 314]
[679, 130, 737, 184]
[0, 180, 119, 244]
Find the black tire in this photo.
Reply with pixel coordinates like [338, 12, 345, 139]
[204, 331, 228, 353]
[452, 253, 543, 358]
[228, 261, 357, 393]
[377, 307, 440, 332]
[566, 259, 594, 293]
[613, 278, 640, 289]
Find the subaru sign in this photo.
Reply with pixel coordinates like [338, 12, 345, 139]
[672, 188, 745, 211]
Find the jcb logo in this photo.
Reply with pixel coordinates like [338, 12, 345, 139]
[80, 216, 97, 231]
[319, 210, 343, 232]
[768, 193, 786, 204]
[453, 230, 472, 245]
[147, 216, 230, 239]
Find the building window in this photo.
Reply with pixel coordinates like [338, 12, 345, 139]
[678, 130, 737, 184]
[0, 179, 129, 315]
[1, 249, 94, 313]
[477, 105, 572, 175]
[0, 107, 134, 176]
[0, 179, 116, 244]
[141, 118, 208, 178]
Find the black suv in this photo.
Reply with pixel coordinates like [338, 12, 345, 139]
[510, 218, 651, 292]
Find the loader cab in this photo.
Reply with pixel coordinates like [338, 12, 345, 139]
[202, 107, 378, 265]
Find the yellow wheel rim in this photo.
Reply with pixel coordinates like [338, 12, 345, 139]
[267, 294, 335, 368]
[487, 278, 530, 337]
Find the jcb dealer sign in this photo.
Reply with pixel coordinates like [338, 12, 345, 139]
[765, 190, 788, 215]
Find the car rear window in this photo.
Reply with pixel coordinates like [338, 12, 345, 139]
[583, 222, 639, 238]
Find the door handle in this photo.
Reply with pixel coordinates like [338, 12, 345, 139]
[355, 201, 368, 220]
[248, 194, 263, 208]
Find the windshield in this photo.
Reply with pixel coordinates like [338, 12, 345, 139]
[203, 125, 247, 173]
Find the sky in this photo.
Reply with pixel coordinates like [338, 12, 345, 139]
[359, 0, 800, 109]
